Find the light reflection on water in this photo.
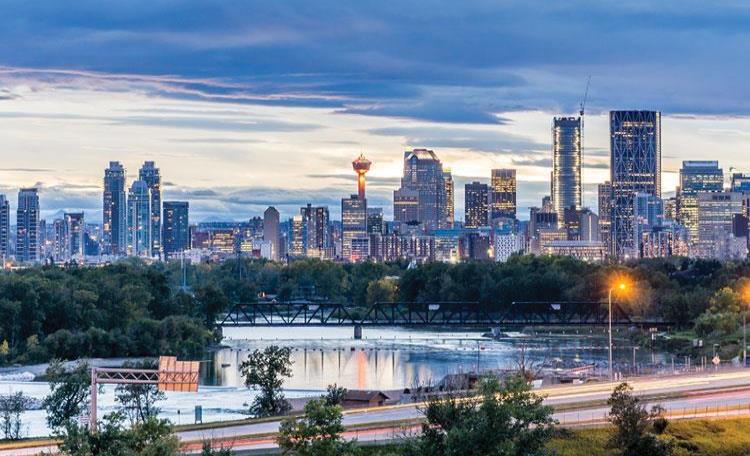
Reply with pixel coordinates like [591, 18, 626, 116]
[210, 326, 666, 391]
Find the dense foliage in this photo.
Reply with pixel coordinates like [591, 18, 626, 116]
[406, 375, 555, 456]
[1, 256, 750, 364]
[278, 398, 355, 456]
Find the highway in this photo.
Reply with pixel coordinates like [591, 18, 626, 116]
[5, 369, 750, 455]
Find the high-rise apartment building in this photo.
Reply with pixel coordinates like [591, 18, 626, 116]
[464, 181, 489, 228]
[342, 195, 367, 261]
[127, 180, 151, 257]
[610, 111, 661, 259]
[138, 161, 161, 257]
[162, 201, 189, 259]
[16, 188, 39, 262]
[678, 161, 723, 244]
[552, 117, 582, 224]
[490, 169, 517, 221]
[367, 208, 384, 234]
[0, 195, 9, 261]
[103, 161, 127, 255]
[394, 149, 448, 231]
[288, 215, 305, 257]
[263, 206, 280, 260]
[301, 204, 331, 258]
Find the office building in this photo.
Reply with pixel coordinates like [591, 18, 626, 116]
[103, 161, 127, 256]
[393, 188, 419, 224]
[678, 161, 723, 244]
[367, 208, 384, 234]
[16, 188, 39, 262]
[263, 207, 280, 260]
[127, 180, 151, 257]
[394, 149, 448, 231]
[610, 110, 661, 260]
[697, 192, 746, 260]
[138, 161, 161, 257]
[579, 210, 600, 242]
[162, 201, 189, 259]
[543, 240, 607, 262]
[444, 168, 454, 228]
[342, 195, 367, 261]
[552, 117, 582, 223]
[288, 215, 305, 257]
[0, 195, 9, 261]
[464, 181, 489, 228]
[598, 182, 612, 254]
[64, 212, 85, 260]
[494, 227, 524, 262]
[490, 169, 517, 220]
[731, 173, 750, 193]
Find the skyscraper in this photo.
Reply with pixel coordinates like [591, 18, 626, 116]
[731, 173, 750, 193]
[64, 212, 85, 260]
[263, 206, 280, 260]
[490, 169, 517, 221]
[138, 161, 161, 257]
[162, 201, 189, 259]
[552, 117, 582, 223]
[0, 195, 9, 261]
[342, 195, 367, 260]
[127, 180, 151, 257]
[103, 161, 127, 255]
[610, 110, 661, 259]
[394, 149, 448, 231]
[288, 215, 305, 257]
[598, 181, 612, 254]
[16, 188, 39, 262]
[678, 160, 724, 244]
[464, 181, 489, 228]
[443, 168, 454, 228]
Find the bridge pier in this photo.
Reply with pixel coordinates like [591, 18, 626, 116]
[354, 324, 363, 340]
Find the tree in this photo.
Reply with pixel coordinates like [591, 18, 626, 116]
[607, 383, 672, 456]
[0, 392, 32, 440]
[277, 398, 355, 456]
[115, 360, 166, 425]
[240, 345, 293, 417]
[366, 278, 397, 305]
[412, 375, 555, 456]
[324, 384, 347, 407]
[43, 360, 91, 432]
[59, 413, 179, 456]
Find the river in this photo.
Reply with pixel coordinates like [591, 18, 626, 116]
[2, 325, 667, 438]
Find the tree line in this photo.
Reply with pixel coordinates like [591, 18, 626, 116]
[1, 256, 750, 365]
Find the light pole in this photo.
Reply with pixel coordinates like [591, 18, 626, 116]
[608, 281, 627, 382]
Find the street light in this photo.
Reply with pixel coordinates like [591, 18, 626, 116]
[608, 279, 629, 381]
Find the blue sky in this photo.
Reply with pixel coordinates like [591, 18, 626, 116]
[1, 1, 749, 221]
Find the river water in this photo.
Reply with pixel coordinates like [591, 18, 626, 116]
[2, 325, 667, 438]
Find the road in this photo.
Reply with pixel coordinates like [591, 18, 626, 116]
[5, 369, 750, 455]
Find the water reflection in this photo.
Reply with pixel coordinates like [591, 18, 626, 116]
[210, 326, 665, 391]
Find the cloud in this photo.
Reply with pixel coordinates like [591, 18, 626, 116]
[369, 125, 543, 153]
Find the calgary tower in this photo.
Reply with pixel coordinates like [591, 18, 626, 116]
[352, 154, 372, 200]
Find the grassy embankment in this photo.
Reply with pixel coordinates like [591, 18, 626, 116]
[549, 417, 750, 456]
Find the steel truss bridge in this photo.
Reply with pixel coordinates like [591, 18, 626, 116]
[218, 301, 673, 328]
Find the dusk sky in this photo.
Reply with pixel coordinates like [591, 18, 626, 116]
[1, 1, 750, 221]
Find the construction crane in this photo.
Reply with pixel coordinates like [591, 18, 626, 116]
[579, 76, 591, 202]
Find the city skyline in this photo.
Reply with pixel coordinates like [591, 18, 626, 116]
[1, 2, 750, 221]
